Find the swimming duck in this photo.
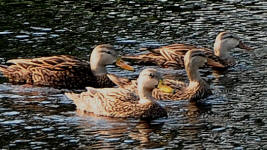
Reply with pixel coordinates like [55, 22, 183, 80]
[0, 44, 134, 89]
[123, 32, 253, 69]
[65, 68, 173, 120]
[115, 50, 212, 101]
[153, 50, 212, 101]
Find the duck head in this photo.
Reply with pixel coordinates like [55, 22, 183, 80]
[214, 32, 252, 60]
[137, 68, 173, 103]
[90, 44, 134, 76]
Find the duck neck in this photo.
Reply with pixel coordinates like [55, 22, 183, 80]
[186, 64, 202, 84]
[90, 57, 107, 76]
[138, 85, 154, 104]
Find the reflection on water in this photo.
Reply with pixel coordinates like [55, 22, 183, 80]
[0, 0, 266, 149]
[75, 111, 167, 149]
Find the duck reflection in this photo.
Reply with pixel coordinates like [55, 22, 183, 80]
[75, 110, 165, 148]
[212, 69, 240, 93]
[167, 101, 212, 149]
[186, 101, 212, 119]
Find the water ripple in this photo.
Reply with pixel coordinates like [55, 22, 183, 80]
[0, 0, 266, 149]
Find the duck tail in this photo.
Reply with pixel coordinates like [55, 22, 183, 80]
[122, 53, 161, 66]
[122, 46, 163, 65]
[65, 92, 81, 102]
[0, 65, 9, 75]
[65, 91, 95, 112]
[142, 47, 162, 54]
[122, 54, 146, 61]
[107, 74, 131, 87]
[207, 58, 225, 68]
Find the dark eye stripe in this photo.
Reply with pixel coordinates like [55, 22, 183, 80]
[98, 44, 114, 49]
[222, 34, 234, 39]
[100, 50, 112, 54]
[191, 51, 206, 58]
[222, 33, 239, 40]
[149, 73, 154, 78]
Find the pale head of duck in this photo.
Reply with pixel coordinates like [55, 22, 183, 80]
[90, 44, 134, 76]
[214, 32, 252, 60]
[90, 44, 118, 76]
[137, 68, 161, 104]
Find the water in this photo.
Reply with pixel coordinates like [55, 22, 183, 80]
[0, 0, 266, 149]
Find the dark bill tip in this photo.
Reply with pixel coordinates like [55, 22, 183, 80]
[238, 41, 253, 50]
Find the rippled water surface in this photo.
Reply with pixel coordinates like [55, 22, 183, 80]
[0, 0, 266, 149]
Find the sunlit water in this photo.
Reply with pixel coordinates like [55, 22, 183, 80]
[0, 0, 266, 149]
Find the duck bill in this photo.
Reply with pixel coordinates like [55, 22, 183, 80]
[157, 79, 174, 93]
[238, 41, 253, 51]
[116, 57, 134, 71]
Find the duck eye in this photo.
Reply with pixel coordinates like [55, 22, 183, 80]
[225, 35, 234, 39]
[106, 51, 112, 54]
[149, 73, 154, 78]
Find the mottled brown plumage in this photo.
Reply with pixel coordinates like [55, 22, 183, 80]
[65, 68, 170, 120]
[116, 50, 212, 102]
[153, 79, 211, 101]
[0, 44, 133, 89]
[123, 32, 252, 69]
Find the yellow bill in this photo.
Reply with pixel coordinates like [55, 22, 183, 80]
[116, 57, 134, 71]
[157, 79, 174, 93]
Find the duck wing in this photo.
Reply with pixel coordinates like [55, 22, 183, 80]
[123, 44, 226, 68]
[7, 55, 87, 71]
[66, 86, 167, 119]
[152, 78, 187, 100]
[66, 87, 143, 117]
[1, 55, 94, 88]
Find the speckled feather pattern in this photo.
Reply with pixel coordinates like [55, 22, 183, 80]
[115, 78, 211, 102]
[153, 79, 212, 101]
[67, 87, 167, 120]
[0, 55, 115, 89]
[123, 44, 230, 69]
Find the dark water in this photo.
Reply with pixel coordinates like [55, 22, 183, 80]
[0, 0, 266, 149]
